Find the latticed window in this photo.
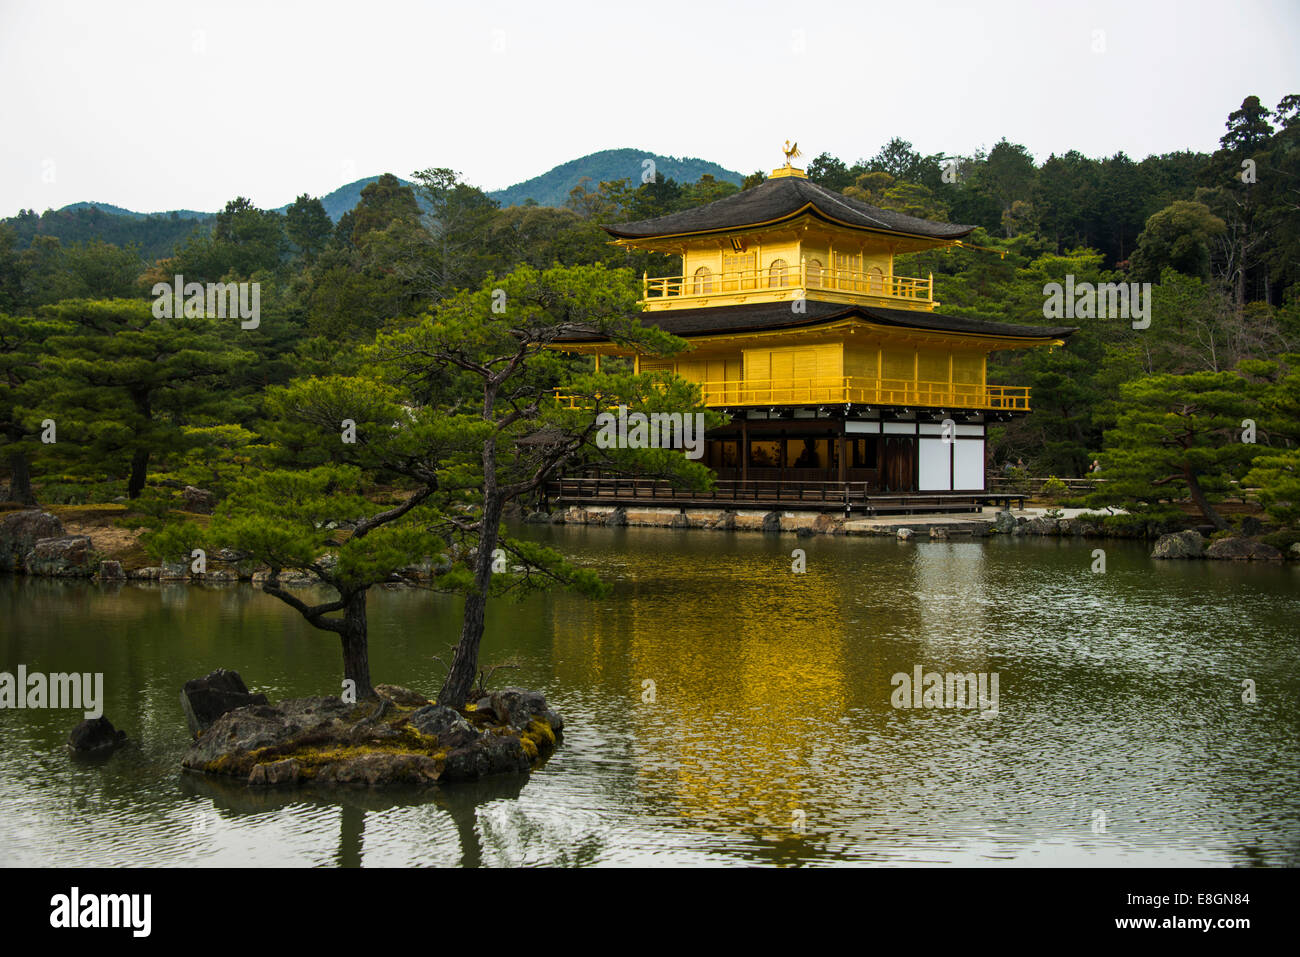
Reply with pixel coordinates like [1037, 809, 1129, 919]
[722, 252, 756, 290]
[834, 251, 860, 290]
[692, 266, 713, 294]
[806, 259, 823, 287]
[768, 259, 789, 288]
[867, 266, 885, 294]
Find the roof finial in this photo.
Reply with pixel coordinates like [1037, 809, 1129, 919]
[772, 141, 807, 178]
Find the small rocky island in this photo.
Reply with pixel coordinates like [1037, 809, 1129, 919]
[180, 670, 563, 788]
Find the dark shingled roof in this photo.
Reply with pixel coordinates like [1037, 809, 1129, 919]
[603, 175, 975, 241]
[559, 301, 1076, 343]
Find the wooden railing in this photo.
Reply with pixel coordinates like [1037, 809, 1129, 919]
[547, 476, 1021, 513]
[555, 377, 1030, 412]
[986, 475, 1103, 495]
[644, 262, 933, 304]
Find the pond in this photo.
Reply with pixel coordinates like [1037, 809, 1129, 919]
[1, 527, 1297, 866]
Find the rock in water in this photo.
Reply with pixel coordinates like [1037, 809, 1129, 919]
[24, 535, 95, 577]
[993, 510, 1018, 534]
[1204, 538, 1284, 561]
[409, 704, 479, 748]
[180, 669, 269, 737]
[1151, 530, 1205, 559]
[0, 510, 65, 572]
[68, 717, 127, 753]
[182, 693, 557, 786]
[486, 687, 564, 735]
[97, 560, 126, 580]
[896, 528, 914, 541]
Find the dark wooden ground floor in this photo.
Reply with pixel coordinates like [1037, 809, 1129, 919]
[692, 416, 989, 493]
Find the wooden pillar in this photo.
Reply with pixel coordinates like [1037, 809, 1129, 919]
[837, 425, 847, 483]
[741, 419, 749, 482]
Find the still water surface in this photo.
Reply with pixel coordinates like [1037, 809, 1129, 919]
[1, 526, 1297, 866]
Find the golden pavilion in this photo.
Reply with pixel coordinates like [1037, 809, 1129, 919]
[556, 151, 1073, 504]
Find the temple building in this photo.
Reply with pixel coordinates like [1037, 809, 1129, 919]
[556, 150, 1074, 506]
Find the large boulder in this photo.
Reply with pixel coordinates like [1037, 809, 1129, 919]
[25, 535, 95, 577]
[409, 704, 479, 748]
[0, 510, 65, 572]
[180, 669, 269, 737]
[1205, 537, 1284, 561]
[97, 560, 126, 580]
[1151, 530, 1204, 559]
[992, 510, 1018, 534]
[442, 733, 531, 781]
[484, 687, 564, 735]
[68, 716, 127, 753]
[183, 696, 351, 770]
[712, 511, 737, 531]
[1017, 517, 1059, 536]
[813, 513, 844, 535]
[896, 528, 914, 541]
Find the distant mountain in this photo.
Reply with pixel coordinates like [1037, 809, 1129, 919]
[3, 149, 743, 255]
[3, 205, 211, 260]
[60, 201, 213, 221]
[283, 177, 417, 221]
[487, 148, 743, 208]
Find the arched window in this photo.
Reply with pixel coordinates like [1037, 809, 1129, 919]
[805, 259, 823, 288]
[867, 266, 885, 294]
[768, 259, 789, 288]
[692, 266, 713, 295]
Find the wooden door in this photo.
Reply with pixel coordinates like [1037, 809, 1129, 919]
[882, 436, 916, 492]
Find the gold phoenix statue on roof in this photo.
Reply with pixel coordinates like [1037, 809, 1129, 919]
[782, 140, 802, 166]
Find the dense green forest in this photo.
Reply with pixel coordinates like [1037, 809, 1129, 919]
[1, 95, 1297, 535]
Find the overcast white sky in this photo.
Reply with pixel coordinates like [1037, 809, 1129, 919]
[1, 0, 1296, 215]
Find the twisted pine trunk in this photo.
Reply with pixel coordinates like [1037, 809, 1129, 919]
[341, 590, 375, 700]
[438, 493, 503, 708]
[1185, 463, 1228, 531]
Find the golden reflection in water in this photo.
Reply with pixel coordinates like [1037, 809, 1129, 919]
[551, 537, 856, 836]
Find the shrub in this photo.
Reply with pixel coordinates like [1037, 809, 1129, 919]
[1041, 476, 1069, 500]
[1261, 529, 1300, 551]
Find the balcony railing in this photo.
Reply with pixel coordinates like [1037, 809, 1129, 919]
[643, 262, 934, 305]
[556, 377, 1030, 412]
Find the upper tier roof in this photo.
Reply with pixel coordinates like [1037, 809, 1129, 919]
[558, 300, 1076, 344]
[603, 174, 975, 241]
